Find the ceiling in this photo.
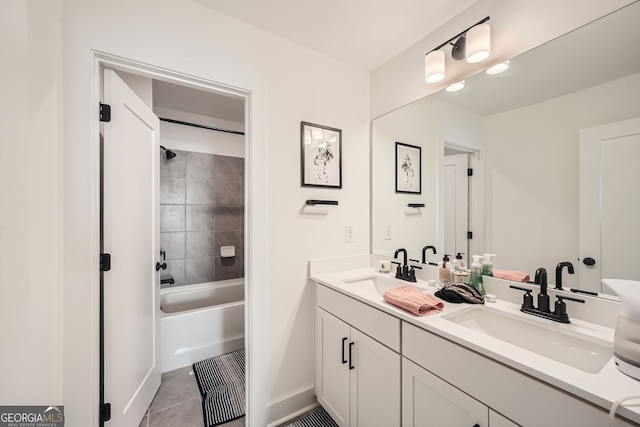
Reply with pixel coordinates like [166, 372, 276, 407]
[154, 0, 479, 123]
[194, 0, 479, 71]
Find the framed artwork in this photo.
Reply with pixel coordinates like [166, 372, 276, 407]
[301, 121, 342, 188]
[395, 142, 421, 194]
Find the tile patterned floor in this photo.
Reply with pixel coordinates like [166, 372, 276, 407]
[138, 365, 318, 427]
[139, 366, 245, 427]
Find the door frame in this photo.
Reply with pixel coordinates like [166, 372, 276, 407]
[92, 51, 254, 424]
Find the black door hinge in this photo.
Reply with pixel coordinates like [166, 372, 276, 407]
[467, 231, 473, 239]
[467, 168, 473, 177]
[100, 103, 111, 122]
[100, 402, 111, 422]
[100, 253, 111, 272]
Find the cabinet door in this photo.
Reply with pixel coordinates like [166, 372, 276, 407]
[489, 410, 520, 427]
[317, 309, 351, 426]
[402, 358, 488, 427]
[350, 328, 401, 427]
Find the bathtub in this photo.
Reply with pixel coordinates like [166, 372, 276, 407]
[160, 279, 245, 373]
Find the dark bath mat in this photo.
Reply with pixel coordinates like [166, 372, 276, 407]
[193, 349, 245, 427]
[284, 407, 339, 427]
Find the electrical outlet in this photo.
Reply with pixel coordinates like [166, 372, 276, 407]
[384, 224, 392, 240]
[345, 225, 354, 243]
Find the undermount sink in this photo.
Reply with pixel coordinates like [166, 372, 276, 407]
[343, 275, 423, 296]
[442, 306, 612, 374]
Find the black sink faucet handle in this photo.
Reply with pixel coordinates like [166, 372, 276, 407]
[553, 295, 585, 322]
[391, 261, 402, 279]
[510, 285, 535, 309]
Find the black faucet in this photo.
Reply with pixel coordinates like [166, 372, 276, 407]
[161, 277, 175, 285]
[535, 267, 550, 312]
[421, 245, 437, 265]
[392, 248, 421, 282]
[510, 268, 585, 323]
[555, 262, 574, 290]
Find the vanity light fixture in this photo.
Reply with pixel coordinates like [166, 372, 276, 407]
[424, 17, 490, 83]
[486, 60, 510, 75]
[445, 80, 465, 92]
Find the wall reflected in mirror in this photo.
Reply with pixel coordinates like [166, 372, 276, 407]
[371, 2, 640, 295]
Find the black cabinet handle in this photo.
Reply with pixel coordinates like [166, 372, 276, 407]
[349, 342, 355, 370]
[473, 424, 480, 427]
[341, 337, 348, 364]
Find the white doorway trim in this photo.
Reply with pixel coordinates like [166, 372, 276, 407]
[91, 51, 255, 425]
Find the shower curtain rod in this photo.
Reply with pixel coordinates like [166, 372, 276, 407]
[159, 117, 245, 135]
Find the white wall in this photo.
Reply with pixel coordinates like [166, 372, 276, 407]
[372, 97, 485, 260]
[371, 0, 635, 118]
[0, 0, 63, 405]
[56, 0, 369, 426]
[485, 73, 640, 287]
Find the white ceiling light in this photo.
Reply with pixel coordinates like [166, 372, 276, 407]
[486, 60, 510, 75]
[446, 80, 465, 92]
[425, 50, 445, 83]
[466, 23, 491, 63]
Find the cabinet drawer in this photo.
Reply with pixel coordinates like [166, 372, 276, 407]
[317, 284, 400, 352]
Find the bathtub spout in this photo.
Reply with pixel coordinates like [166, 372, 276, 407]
[161, 277, 175, 285]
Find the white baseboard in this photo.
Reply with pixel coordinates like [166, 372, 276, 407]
[266, 385, 317, 426]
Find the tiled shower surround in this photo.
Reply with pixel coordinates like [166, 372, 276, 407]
[160, 150, 244, 288]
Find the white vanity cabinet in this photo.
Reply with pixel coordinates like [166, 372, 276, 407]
[315, 284, 401, 427]
[402, 357, 491, 427]
[402, 322, 637, 427]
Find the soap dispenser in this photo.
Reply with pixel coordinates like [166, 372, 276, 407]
[455, 252, 466, 270]
[482, 253, 496, 277]
[439, 254, 451, 283]
[469, 255, 486, 296]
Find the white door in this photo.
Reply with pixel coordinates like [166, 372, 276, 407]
[444, 154, 469, 262]
[350, 329, 400, 427]
[402, 358, 487, 427]
[103, 68, 161, 426]
[316, 309, 351, 427]
[579, 118, 640, 293]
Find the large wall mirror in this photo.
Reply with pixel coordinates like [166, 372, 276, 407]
[371, 2, 640, 295]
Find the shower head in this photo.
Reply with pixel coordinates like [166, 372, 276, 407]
[160, 145, 177, 160]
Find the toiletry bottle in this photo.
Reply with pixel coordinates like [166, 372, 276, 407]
[482, 253, 496, 277]
[455, 252, 466, 271]
[439, 254, 451, 283]
[469, 255, 486, 295]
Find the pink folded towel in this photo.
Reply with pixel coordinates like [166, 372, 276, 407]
[383, 285, 444, 316]
[493, 269, 530, 283]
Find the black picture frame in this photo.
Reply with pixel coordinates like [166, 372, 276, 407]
[395, 142, 421, 194]
[301, 121, 342, 188]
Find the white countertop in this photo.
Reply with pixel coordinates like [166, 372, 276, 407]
[311, 267, 640, 424]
